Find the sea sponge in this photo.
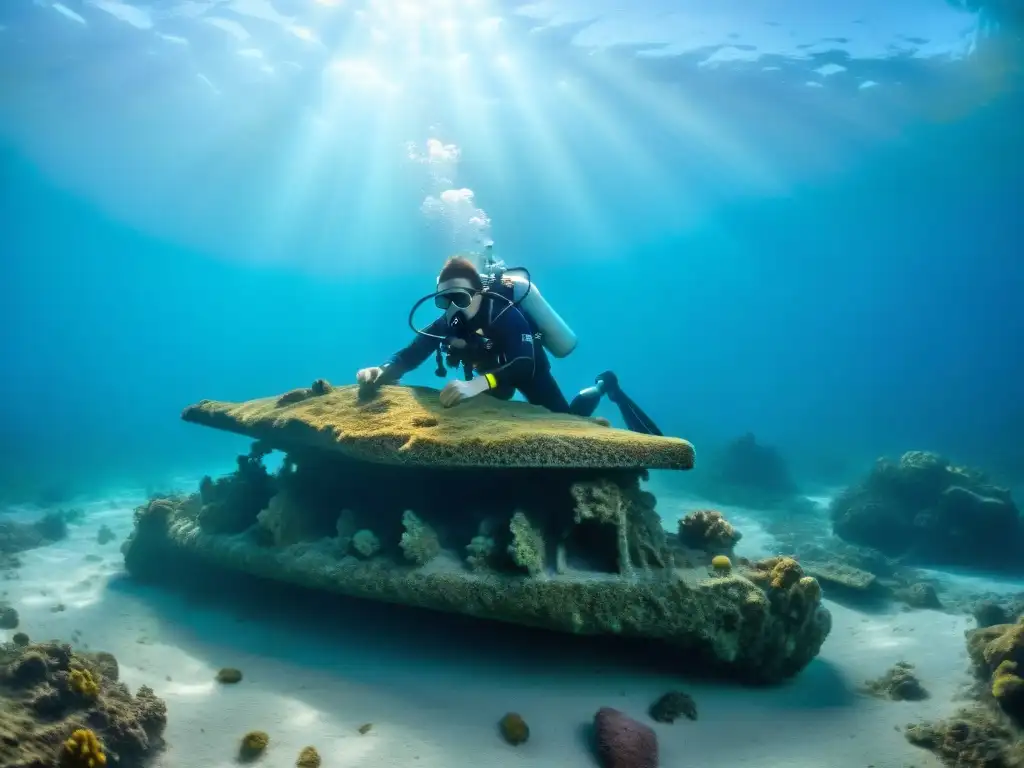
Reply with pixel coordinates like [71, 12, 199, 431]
[69, 667, 100, 698]
[239, 731, 269, 761]
[399, 510, 441, 566]
[498, 712, 530, 745]
[594, 707, 658, 768]
[677, 509, 742, 554]
[296, 746, 321, 767]
[352, 529, 381, 558]
[710, 555, 732, 574]
[59, 728, 106, 768]
[508, 511, 545, 576]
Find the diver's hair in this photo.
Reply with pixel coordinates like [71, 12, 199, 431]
[438, 256, 483, 290]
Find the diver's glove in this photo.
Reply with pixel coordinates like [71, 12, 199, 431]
[439, 375, 493, 407]
[356, 366, 384, 386]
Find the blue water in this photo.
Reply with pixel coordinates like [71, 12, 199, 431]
[1, 0, 1022, 500]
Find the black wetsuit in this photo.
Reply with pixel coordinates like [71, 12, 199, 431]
[379, 293, 572, 413]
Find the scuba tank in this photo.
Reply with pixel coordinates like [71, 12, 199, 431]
[478, 244, 578, 358]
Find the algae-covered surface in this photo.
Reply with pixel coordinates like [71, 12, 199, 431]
[125, 507, 830, 683]
[181, 384, 696, 470]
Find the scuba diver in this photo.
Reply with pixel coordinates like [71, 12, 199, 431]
[355, 248, 662, 436]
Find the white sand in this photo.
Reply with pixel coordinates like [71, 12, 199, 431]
[0, 495, 998, 768]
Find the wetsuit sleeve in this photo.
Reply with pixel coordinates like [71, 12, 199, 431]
[478, 307, 536, 390]
[378, 317, 445, 383]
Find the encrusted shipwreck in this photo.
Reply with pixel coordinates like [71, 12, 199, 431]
[122, 382, 832, 683]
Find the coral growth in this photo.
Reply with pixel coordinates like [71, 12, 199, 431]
[830, 451, 1022, 570]
[678, 509, 741, 554]
[296, 746, 321, 767]
[710, 555, 732, 575]
[907, 621, 1024, 765]
[508, 511, 545, 576]
[0, 641, 166, 768]
[59, 728, 106, 768]
[498, 712, 529, 745]
[466, 534, 496, 572]
[399, 510, 441, 566]
[861, 662, 929, 701]
[239, 730, 269, 761]
[69, 668, 100, 699]
[352, 530, 380, 558]
[196, 444, 276, 535]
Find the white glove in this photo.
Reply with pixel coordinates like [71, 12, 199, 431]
[356, 367, 384, 386]
[439, 376, 491, 407]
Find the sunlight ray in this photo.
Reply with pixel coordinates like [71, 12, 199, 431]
[485, 52, 612, 250]
[578, 51, 783, 193]
[549, 74, 680, 213]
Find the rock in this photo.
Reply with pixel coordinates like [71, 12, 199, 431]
[0, 603, 18, 629]
[498, 712, 529, 745]
[830, 451, 1023, 571]
[974, 600, 1012, 628]
[0, 512, 69, 556]
[800, 561, 881, 598]
[216, 668, 242, 684]
[594, 707, 658, 768]
[907, 622, 1024, 765]
[894, 582, 942, 610]
[96, 525, 116, 545]
[119, 384, 833, 684]
[862, 662, 929, 701]
[0, 642, 167, 768]
[692, 432, 798, 507]
[649, 691, 697, 723]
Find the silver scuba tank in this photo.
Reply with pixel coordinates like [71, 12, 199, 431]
[479, 245, 578, 359]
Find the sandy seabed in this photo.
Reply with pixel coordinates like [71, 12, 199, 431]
[2, 485, 1017, 768]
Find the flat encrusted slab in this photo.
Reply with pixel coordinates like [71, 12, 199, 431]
[182, 384, 696, 470]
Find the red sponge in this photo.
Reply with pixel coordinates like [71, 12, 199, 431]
[594, 707, 659, 768]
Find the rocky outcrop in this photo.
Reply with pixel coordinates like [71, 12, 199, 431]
[831, 451, 1022, 570]
[0, 641, 166, 768]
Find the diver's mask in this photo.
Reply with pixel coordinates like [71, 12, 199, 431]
[432, 281, 482, 331]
